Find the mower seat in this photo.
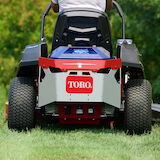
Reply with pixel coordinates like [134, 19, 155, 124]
[52, 8, 113, 57]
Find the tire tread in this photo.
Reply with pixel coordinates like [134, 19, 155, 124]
[8, 77, 36, 131]
[124, 79, 152, 135]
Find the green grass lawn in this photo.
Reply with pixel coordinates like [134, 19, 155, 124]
[0, 85, 160, 160]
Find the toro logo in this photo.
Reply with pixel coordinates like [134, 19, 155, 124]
[66, 76, 93, 94]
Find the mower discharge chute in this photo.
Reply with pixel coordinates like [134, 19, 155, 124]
[8, 0, 152, 135]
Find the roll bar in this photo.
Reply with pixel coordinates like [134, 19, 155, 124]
[40, 2, 52, 42]
[40, 1, 126, 42]
[113, 1, 125, 39]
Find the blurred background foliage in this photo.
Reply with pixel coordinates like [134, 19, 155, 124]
[0, 0, 160, 103]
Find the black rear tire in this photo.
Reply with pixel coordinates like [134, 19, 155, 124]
[8, 77, 36, 131]
[124, 79, 152, 135]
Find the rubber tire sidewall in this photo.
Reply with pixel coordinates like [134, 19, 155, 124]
[8, 77, 36, 131]
[124, 79, 152, 135]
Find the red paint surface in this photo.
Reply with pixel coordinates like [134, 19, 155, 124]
[58, 103, 102, 124]
[59, 119, 100, 125]
[66, 76, 93, 94]
[110, 121, 115, 125]
[5, 102, 8, 119]
[39, 57, 121, 72]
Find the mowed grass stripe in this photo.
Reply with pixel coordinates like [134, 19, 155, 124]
[0, 85, 160, 160]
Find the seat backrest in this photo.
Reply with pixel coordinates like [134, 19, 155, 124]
[52, 8, 113, 56]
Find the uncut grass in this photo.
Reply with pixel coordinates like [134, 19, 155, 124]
[0, 85, 160, 160]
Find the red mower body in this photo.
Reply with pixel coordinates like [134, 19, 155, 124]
[37, 55, 122, 125]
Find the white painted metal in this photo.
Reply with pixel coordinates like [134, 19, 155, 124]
[152, 104, 160, 112]
[39, 69, 121, 108]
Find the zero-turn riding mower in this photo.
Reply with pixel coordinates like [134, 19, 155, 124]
[7, 0, 152, 134]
